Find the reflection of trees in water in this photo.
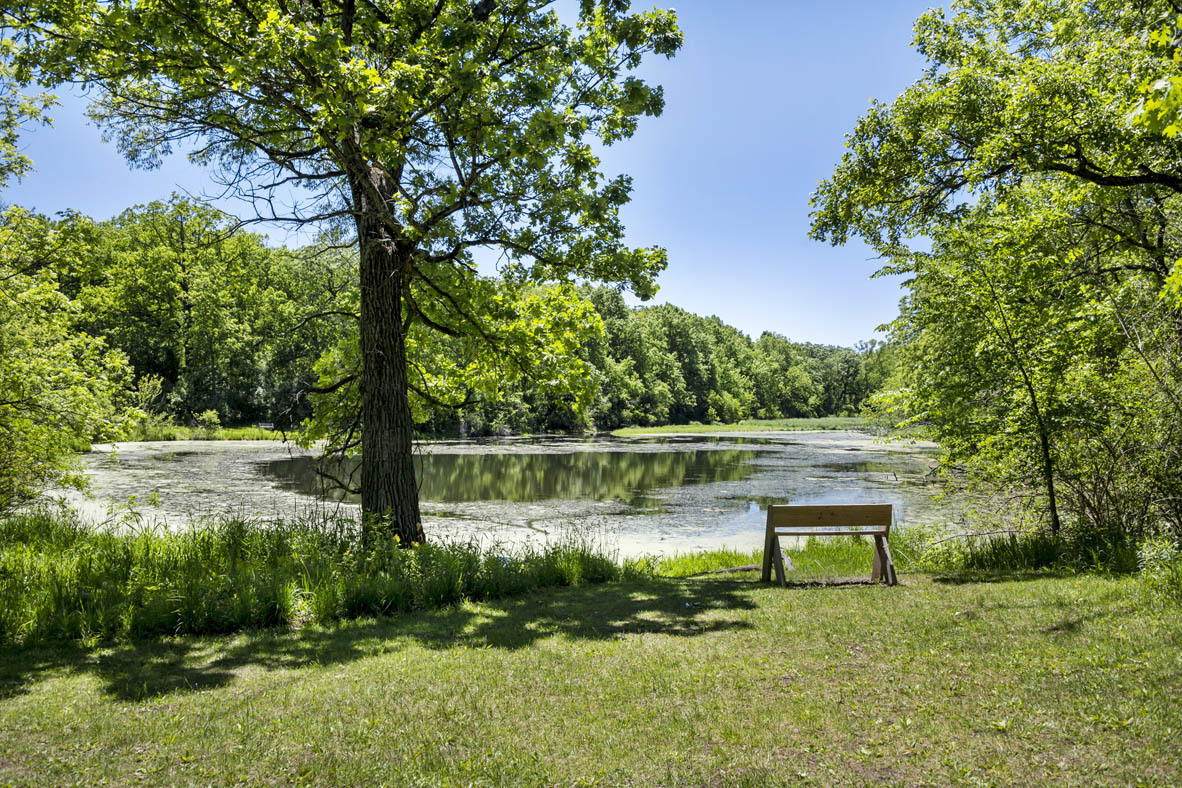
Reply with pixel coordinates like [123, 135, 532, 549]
[262, 450, 758, 505]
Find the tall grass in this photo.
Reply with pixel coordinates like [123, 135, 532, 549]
[5, 505, 1158, 646]
[656, 548, 763, 577]
[0, 508, 648, 645]
[915, 527, 1141, 574]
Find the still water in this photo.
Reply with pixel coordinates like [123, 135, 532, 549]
[66, 431, 947, 556]
[261, 445, 762, 505]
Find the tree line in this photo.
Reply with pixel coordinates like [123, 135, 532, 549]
[423, 287, 896, 436]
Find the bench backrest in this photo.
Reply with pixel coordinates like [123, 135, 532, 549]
[767, 503, 893, 534]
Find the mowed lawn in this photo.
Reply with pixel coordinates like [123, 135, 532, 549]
[1, 572, 1178, 787]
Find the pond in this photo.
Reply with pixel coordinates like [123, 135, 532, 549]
[63, 431, 950, 556]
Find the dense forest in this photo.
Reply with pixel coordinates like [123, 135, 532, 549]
[429, 288, 896, 436]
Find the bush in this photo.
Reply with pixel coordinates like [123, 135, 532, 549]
[0, 507, 648, 645]
[118, 417, 290, 441]
[1138, 537, 1182, 609]
[193, 409, 222, 439]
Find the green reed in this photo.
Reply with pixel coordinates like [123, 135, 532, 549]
[0, 507, 649, 644]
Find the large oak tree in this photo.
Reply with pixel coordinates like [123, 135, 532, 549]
[5, 0, 681, 540]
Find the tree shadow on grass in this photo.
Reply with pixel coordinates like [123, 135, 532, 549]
[1040, 608, 1113, 635]
[0, 576, 757, 703]
[772, 576, 898, 588]
[931, 569, 1076, 585]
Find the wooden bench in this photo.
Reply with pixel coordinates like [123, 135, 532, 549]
[761, 504, 898, 586]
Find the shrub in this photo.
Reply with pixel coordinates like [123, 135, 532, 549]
[193, 409, 222, 439]
[1138, 536, 1182, 609]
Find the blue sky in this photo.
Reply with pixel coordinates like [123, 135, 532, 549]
[3, 0, 934, 346]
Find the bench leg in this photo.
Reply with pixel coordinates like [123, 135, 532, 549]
[872, 535, 885, 584]
[773, 535, 789, 587]
[881, 536, 898, 586]
[762, 525, 793, 587]
[761, 523, 775, 583]
[872, 535, 898, 586]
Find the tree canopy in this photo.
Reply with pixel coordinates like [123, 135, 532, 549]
[0, 63, 132, 512]
[814, 0, 1182, 541]
[0, 207, 133, 513]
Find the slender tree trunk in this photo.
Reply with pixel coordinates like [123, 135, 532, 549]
[354, 185, 423, 546]
[1034, 418, 1062, 538]
[982, 277, 1062, 538]
[1013, 353, 1062, 538]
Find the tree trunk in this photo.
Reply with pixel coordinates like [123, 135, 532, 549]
[355, 199, 423, 546]
[1035, 421, 1062, 539]
[983, 280, 1063, 539]
[1017, 366, 1062, 539]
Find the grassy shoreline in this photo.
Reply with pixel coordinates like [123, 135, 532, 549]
[117, 423, 294, 441]
[0, 509, 925, 646]
[110, 415, 873, 443]
[611, 416, 873, 436]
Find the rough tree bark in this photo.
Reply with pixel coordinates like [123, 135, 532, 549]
[353, 173, 424, 544]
